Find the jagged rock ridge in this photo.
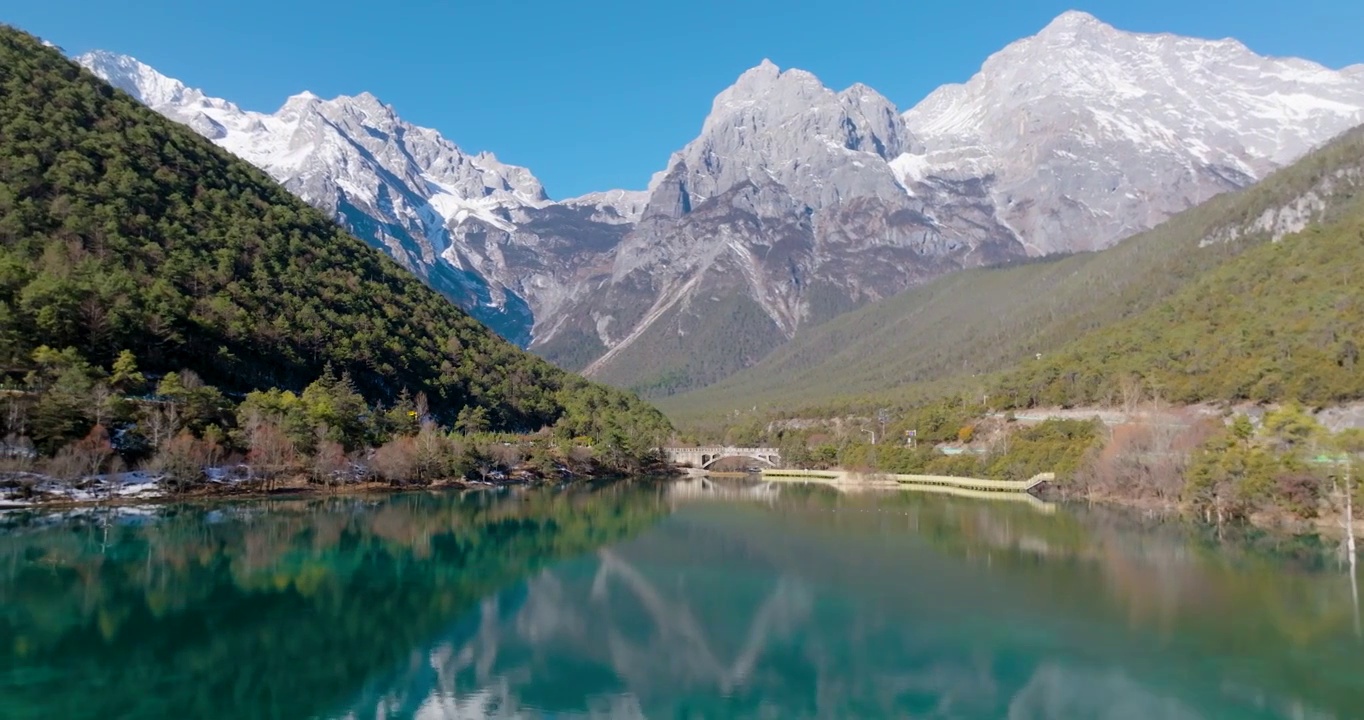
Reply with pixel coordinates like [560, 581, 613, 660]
[76, 50, 637, 344]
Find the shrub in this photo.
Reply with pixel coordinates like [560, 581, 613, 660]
[46, 424, 116, 483]
[372, 437, 418, 485]
[312, 440, 348, 486]
[152, 431, 220, 493]
[1274, 472, 1322, 519]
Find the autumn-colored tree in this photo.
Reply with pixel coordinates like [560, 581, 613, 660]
[371, 436, 418, 485]
[47, 424, 116, 483]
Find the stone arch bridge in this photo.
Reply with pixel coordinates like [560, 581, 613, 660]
[664, 446, 782, 469]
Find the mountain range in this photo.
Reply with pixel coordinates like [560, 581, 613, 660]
[75, 10, 1364, 395]
[659, 122, 1364, 424]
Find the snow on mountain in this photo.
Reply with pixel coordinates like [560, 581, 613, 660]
[75, 50, 613, 344]
[897, 10, 1364, 253]
[561, 189, 650, 224]
[537, 13, 1364, 392]
[533, 60, 1022, 389]
[646, 58, 914, 216]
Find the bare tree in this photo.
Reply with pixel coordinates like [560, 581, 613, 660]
[414, 392, 430, 424]
[1118, 374, 1144, 415]
[152, 430, 216, 493]
[1088, 411, 1211, 502]
[91, 383, 114, 428]
[141, 401, 181, 451]
[487, 441, 522, 468]
[245, 420, 297, 491]
[47, 425, 117, 484]
[413, 423, 455, 482]
[0, 434, 35, 474]
[2, 392, 30, 440]
[312, 438, 348, 489]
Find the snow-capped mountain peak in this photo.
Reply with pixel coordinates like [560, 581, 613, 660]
[639, 59, 915, 222]
[896, 10, 1364, 253]
[1038, 9, 1111, 35]
[77, 50, 199, 108]
[74, 50, 605, 342]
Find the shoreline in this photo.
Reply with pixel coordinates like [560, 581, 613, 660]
[0, 470, 682, 512]
[0, 480, 472, 512]
[692, 467, 1362, 539]
[1069, 490, 1361, 539]
[9, 467, 1357, 541]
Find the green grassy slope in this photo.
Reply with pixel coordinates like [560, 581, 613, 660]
[0, 27, 666, 435]
[994, 206, 1364, 408]
[661, 124, 1364, 424]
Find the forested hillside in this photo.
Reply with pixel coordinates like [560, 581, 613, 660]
[0, 27, 668, 466]
[663, 124, 1364, 424]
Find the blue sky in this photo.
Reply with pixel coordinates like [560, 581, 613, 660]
[7, 0, 1363, 198]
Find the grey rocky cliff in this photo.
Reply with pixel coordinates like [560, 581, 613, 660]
[645, 60, 914, 215]
[532, 62, 1021, 392]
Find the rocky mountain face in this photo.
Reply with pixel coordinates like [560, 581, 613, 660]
[76, 10, 1364, 395]
[529, 61, 1023, 393]
[76, 50, 634, 344]
[899, 10, 1364, 254]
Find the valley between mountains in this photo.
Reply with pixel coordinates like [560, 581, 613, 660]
[74, 10, 1364, 399]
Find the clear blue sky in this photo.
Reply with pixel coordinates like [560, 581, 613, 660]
[6, 0, 1363, 198]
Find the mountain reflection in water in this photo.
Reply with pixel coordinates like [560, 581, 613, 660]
[0, 480, 1360, 719]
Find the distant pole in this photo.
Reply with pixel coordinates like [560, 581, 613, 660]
[1345, 454, 1360, 637]
[1347, 455, 1356, 559]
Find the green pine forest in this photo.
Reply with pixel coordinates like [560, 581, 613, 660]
[0, 27, 670, 485]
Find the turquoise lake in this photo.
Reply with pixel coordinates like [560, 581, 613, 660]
[0, 479, 1361, 719]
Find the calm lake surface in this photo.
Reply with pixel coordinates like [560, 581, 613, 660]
[0, 479, 1361, 719]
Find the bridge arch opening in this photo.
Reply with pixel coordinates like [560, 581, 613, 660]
[662, 447, 782, 471]
[701, 454, 779, 470]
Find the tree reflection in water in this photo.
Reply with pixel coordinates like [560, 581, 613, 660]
[0, 481, 1361, 719]
[339, 483, 1364, 719]
[0, 486, 668, 720]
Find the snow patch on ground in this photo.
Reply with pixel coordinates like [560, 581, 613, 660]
[0, 466, 261, 509]
[1, 471, 167, 507]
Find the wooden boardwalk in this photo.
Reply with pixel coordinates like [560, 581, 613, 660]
[760, 468, 1055, 493]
